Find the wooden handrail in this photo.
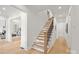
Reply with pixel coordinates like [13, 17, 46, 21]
[43, 17, 54, 54]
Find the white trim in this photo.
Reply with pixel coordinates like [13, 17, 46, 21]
[68, 6, 72, 16]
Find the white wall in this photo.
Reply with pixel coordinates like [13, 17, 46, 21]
[20, 12, 27, 49]
[27, 9, 48, 48]
[6, 17, 12, 41]
[70, 6, 79, 53]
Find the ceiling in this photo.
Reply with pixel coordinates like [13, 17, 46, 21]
[0, 5, 20, 18]
[26, 5, 70, 20]
[0, 5, 71, 20]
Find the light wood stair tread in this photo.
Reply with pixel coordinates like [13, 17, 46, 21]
[31, 48, 44, 53]
[32, 46, 44, 52]
[36, 40, 44, 43]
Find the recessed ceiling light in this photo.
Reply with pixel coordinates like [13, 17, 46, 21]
[2, 7, 6, 10]
[13, 20, 19, 23]
[58, 6, 62, 9]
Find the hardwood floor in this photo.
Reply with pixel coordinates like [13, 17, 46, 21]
[48, 37, 70, 54]
[0, 36, 42, 54]
[0, 36, 70, 54]
[17, 37, 70, 54]
[0, 36, 22, 54]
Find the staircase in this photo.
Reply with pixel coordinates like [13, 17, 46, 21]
[31, 17, 54, 54]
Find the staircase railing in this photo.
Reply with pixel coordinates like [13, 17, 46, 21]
[43, 17, 54, 53]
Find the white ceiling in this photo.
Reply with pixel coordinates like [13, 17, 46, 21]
[0, 5, 20, 18]
[26, 5, 70, 20]
[0, 5, 71, 20]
